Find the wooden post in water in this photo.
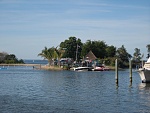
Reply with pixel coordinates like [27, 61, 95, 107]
[115, 59, 118, 85]
[40, 64, 41, 70]
[129, 60, 132, 83]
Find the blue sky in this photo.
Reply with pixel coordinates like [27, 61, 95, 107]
[0, 0, 150, 59]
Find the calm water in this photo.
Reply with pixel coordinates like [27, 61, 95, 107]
[0, 66, 150, 113]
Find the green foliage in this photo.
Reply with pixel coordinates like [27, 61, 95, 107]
[54, 47, 65, 67]
[146, 44, 150, 53]
[0, 53, 24, 64]
[38, 47, 56, 66]
[116, 45, 132, 68]
[132, 48, 144, 68]
[39, 37, 134, 68]
[146, 44, 150, 58]
[81, 40, 116, 59]
[106, 45, 116, 57]
[38, 46, 65, 66]
[60, 37, 82, 61]
[81, 40, 108, 58]
[102, 57, 116, 66]
[132, 48, 142, 62]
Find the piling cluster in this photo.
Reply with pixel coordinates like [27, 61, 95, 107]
[115, 59, 132, 87]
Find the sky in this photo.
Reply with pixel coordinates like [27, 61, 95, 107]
[0, 0, 150, 59]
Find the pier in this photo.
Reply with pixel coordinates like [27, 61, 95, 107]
[115, 59, 133, 87]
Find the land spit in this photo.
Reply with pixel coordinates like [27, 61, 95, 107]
[0, 64, 41, 67]
[0, 64, 116, 71]
[0, 64, 63, 71]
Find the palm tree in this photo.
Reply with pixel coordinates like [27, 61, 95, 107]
[38, 47, 55, 66]
[54, 47, 65, 67]
[133, 48, 141, 62]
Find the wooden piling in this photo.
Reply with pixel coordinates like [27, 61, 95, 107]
[115, 59, 118, 85]
[129, 60, 132, 83]
[40, 64, 41, 70]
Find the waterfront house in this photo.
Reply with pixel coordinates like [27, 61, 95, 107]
[81, 51, 97, 67]
[85, 50, 97, 62]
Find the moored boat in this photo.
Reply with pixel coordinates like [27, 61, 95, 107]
[92, 66, 103, 71]
[92, 66, 110, 71]
[74, 67, 93, 71]
[138, 57, 150, 83]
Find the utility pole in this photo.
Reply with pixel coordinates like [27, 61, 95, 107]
[75, 44, 79, 63]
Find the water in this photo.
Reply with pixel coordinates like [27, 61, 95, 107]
[23, 59, 48, 65]
[0, 66, 150, 113]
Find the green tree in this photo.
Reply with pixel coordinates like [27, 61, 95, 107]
[81, 40, 107, 58]
[4, 54, 17, 63]
[81, 40, 93, 57]
[1, 54, 24, 64]
[132, 48, 144, 68]
[38, 47, 55, 66]
[116, 45, 132, 68]
[54, 47, 65, 67]
[132, 48, 142, 62]
[146, 44, 150, 53]
[60, 37, 82, 61]
[106, 45, 116, 57]
[0, 52, 8, 63]
[146, 44, 150, 58]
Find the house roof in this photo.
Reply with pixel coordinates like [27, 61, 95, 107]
[85, 51, 97, 61]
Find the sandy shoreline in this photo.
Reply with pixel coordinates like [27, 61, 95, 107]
[0, 64, 63, 70]
[40, 65, 63, 71]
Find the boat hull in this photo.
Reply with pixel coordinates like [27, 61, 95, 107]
[138, 68, 150, 83]
[92, 67, 103, 71]
[74, 67, 93, 71]
[92, 66, 110, 71]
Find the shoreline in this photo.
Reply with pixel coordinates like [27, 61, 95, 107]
[0, 64, 41, 66]
[40, 65, 63, 71]
[0, 63, 119, 71]
[0, 64, 64, 71]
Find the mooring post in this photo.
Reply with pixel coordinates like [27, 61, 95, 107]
[40, 64, 41, 70]
[129, 60, 132, 83]
[115, 59, 118, 85]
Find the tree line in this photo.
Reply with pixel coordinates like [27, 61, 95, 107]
[0, 52, 24, 64]
[38, 37, 150, 68]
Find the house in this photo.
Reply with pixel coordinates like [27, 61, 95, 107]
[80, 51, 97, 67]
[85, 50, 97, 62]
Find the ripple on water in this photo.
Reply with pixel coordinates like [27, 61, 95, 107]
[0, 68, 150, 112]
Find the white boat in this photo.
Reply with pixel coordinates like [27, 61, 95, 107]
[138, 57, 150, 83]
[92, 66, 104, 71]
[92, 66, 110, 71]
[74, 67, 93, 71]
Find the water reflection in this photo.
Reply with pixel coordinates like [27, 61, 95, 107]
[139, 83, 150, 90]
[138, 83, 150, 113]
